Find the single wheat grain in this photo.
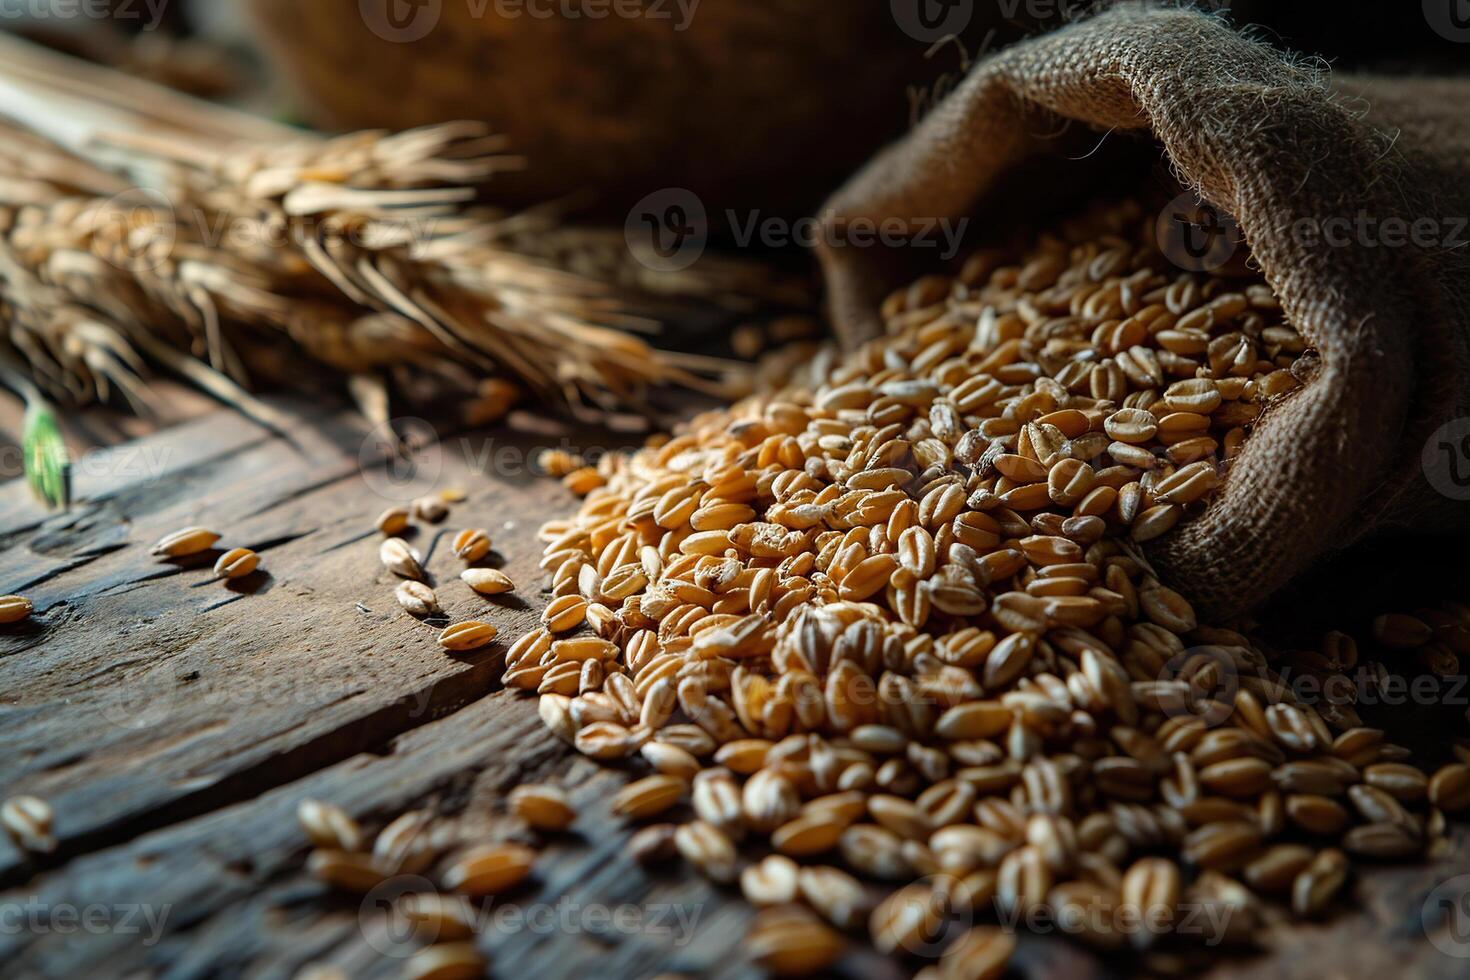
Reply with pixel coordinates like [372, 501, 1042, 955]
[462, 568, 515, 595]
[375, 507, 411, 535]
[442, 843, 535, 896]
[297, 800, 364, 852]
[413, 496, 450, 524]
[380, 538, 424, 580]
[452, 529, 492, 563]
[1, 795, 55, 853]
[396, 581, 441, 617]
[509, 784, 576, 831]
[0, 596, 33, 624]
[213, 547, 260, 580]
[438, 621, 498, 651]
[150, 527, 220, 557]
[404, 942, 484, 980]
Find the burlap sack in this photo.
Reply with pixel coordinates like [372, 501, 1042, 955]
[817, 2, 1470, 618]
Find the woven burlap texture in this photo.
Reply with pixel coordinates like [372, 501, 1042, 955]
[818, 2, 1470, 618]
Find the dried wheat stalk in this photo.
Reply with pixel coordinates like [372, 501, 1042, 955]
[0, 114, 791, 429]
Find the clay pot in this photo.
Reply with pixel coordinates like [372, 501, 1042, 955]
[243, 0, 975, 218]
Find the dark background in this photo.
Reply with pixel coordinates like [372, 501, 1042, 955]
[8, 2, 1468, 106]
[1234, 0, 1470, 72]
[1, 1, 1466, 220]
[5, 3, 1467, 108]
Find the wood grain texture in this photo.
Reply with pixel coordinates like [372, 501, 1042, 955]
[1, 399, 1468, 979]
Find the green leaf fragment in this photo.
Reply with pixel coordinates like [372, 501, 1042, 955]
[23, 401, 70, 509]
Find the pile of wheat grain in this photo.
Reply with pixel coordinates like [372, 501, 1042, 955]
[476, 198, 1470, 975]
[286, 198, 1470, 980]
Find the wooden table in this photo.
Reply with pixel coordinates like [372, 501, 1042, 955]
[2, 398, 1468, 979]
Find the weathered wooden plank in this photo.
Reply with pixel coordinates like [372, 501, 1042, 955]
[3, 670, 1466, 978]
[0, 652, 1120, 980]
[0, 687, 751, 979]
[0, 398, 617, 886]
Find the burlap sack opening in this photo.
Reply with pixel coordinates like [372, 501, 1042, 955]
[818, 2, 1470, 618]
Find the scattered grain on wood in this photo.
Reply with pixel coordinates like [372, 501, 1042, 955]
[380, 538, 424, 580]
[442, 843, 535, 896]
[746, 905, 844, 977]
[404, 941, 485, 980]
[0, 595, 34, 624]
[438, 621, 498, 651]
[413, 495, 450, 523]
[150, 526, 220, 557]
[462, 568, 515, 596]
[1, 795, 56, 853]
[452, 528, 492, 563]
[213, 547, 260, 580]
[509, 784, 576, 831]
[297, 799, 364, 852]
[375, 507, 411, 535]
[396, 581, 442, 617]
